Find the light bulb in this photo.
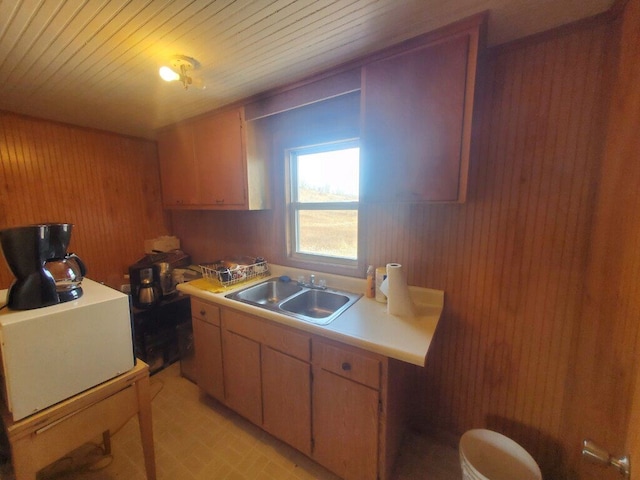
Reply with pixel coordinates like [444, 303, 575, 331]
[159, 66, 180, 82]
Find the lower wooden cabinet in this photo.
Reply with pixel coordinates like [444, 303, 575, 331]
[312, 368, 379, 480]
[192, 318, 224, 400]
[221, 329, 262, 425]
[262, 346, 311, 455]
[312, 338, 385, 480]
[191, 298, 224, 401]
[190, 298, 408, 480]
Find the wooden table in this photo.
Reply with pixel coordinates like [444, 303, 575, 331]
[1, 360, 156, 480]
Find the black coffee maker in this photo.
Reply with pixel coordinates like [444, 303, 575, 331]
[0, 223, 86, 310]
[129, 263, 162, 309]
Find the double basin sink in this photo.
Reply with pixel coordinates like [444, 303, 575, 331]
[225, 277, 362, 325]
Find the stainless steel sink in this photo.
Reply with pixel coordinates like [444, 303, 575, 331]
[226, 278, 361, 325]
[232, 278, 302, 305]
[280, 290, 350, 319]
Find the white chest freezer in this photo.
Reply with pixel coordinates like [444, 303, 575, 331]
[0, 279, 135, 421]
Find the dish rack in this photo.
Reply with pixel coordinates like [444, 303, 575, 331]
[199, 258, 269, 287]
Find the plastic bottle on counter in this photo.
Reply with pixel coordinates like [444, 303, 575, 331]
[365, 265, 375, 298]
[375, 266, 387, 303]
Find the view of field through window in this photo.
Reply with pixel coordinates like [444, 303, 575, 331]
[293, 146, 359, 260]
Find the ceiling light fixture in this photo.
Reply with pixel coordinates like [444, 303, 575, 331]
[159, 55, 200, 90]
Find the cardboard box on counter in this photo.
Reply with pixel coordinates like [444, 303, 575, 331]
[144, 236, 180, 253]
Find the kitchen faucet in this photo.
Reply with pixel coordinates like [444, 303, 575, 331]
[297, 274, 327, 290]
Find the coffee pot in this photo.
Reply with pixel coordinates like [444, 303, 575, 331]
[44, 253, 86, 302]
[0, 223, 86, 310]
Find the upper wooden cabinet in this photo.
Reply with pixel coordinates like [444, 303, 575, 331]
[157, 107, 269, 210]
[193, 109, 247, 207]
[156, 124, 199, 206]
[361, 17, 484, 203]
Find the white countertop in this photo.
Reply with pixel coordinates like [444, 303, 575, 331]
[178, 265, 443, 367]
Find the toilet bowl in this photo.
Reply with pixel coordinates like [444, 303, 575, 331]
[459, 429, 542, 480]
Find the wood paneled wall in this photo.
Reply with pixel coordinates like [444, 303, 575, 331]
[565, 0, 640, 478]
[171, 15, 621, 479]
[0, 112, 170, 289]
[1, 7, 634, 479]
[408, 20, 612, 479]
[358, 18, 614, 479]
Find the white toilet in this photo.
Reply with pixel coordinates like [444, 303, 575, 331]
[459, 429, 542, 480]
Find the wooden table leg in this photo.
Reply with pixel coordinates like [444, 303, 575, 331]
[135, 373, 156, 480]
[10, 439, 37, 480]
[102, 430, 112, 455]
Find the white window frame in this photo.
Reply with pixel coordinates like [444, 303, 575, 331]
[286, 139, 360, 268]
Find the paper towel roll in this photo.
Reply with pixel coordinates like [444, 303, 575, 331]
[379, 263, 415, 317]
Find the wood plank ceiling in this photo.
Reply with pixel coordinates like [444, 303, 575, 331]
[0, 0, 614, 139]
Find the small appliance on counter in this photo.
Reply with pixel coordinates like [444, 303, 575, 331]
[128, 249, 191, 309]
[129, 264, 162, 309]
[0, 223, 87, 310]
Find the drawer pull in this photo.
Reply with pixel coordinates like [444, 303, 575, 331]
[341, 362, 351, 371]
[200, 310, 206, 316]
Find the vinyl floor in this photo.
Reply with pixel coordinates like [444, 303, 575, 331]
[1, 362, 461, 480]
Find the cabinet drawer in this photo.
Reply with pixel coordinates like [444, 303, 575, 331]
[223, 309, 310, 361]
[191, 298, 220, 326]
[261, 321, 310, 361]
[314, 340, 381, 390]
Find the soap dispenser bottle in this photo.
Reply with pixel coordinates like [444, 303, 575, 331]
[366, 265, 375, 298]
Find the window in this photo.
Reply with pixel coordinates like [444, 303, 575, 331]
[287, 140, 360, 266]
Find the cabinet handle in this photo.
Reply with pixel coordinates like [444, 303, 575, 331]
[215, 199, 225, 204]
[341, 362, 351, 371]
[200, 309, 206, 316]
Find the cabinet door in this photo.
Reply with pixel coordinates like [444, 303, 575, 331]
[193, 108, 247, 207]
[362, 32, 475, 202]
[221, 329, 262, 425]
[192, 317, 224, 401]
[157, 125, 199, 206]
[262, 346, 311, 455]
[312, 368, 380, 480]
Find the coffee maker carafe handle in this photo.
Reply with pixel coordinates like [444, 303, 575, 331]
[65, 253, 87, 277]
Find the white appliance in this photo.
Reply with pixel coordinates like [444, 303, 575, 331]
[0, 278, 135, 421]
